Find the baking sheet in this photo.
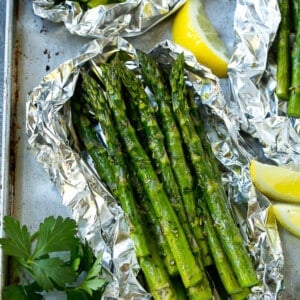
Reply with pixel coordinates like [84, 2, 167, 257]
[0, 0, 300, 299]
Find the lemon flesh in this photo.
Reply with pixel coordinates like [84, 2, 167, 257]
[250, 160, 300, 203]
[272, 203, 300, 237]
[172, 0, 230, 78]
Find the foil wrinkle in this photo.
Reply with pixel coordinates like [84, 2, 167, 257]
[32, 0, 185, 38]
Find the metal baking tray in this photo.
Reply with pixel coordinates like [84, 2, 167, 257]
[0, 0, 299, 299]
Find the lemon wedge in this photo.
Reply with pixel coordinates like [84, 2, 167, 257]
[249, 160, 300, 203]
[272, 203, 300, 237]
[172, 0, 230, 78]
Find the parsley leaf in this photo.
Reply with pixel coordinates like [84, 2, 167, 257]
[32, 216, 78, 259]
[75, 255, 106, 296]
[4, 285, 43, 300]
[0, 216, 31, 260]
[3, 285, 30, 300]
[31, 258, 77, 290]
[0, 215, 107, 300]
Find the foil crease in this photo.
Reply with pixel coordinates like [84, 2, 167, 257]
[32, 0, 185, 38]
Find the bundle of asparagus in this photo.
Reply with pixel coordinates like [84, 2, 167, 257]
[275, 0, 300, 117]
[70, 51, 259, 299]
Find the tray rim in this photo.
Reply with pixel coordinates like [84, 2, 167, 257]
[0, 0, 14, 296]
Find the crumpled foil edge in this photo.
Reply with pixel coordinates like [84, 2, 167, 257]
[227, 0, 300, 298]
[32, 0, 185, 38]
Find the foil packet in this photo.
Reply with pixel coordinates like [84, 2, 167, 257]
[32, 0, 185, 38]
[228, 0, 300, 167]
[27, 32, 283, 299]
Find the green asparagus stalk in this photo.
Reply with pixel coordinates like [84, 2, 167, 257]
[114, 60, 200, 256]
[230, 288, 250, 300]
[186, 92, 222, 182]
[139, 192, 179, 276]
[287, 0, 300, 117]
[275, 0, 291, 100]
[71, 92, 150, 259]
[96, 63, 203, 289]
[72, 86, 177, 300]
[71, 101, 117, 192]
[200, 200, 242, 295]
[122, 145, 179, 277]
[187, 283, 213, 300]
[139, 251, 177, 300]
[136, 50, 212, 266]
[169, 53, 259, 288]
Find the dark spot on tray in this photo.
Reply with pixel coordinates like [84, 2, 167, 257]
[43, 49, 51, 59]
[40, 25, 48, 34]
[46, 65, 50, 72]
[55, 52, 59, 56]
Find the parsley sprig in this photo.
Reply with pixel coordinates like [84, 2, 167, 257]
[0, 216, 107, 299]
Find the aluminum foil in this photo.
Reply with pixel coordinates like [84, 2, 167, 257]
[228, 0, 300, 167]
[227, 0, 300, 298]
[32, 0, 185, 38]
[25, 26, 288, 299]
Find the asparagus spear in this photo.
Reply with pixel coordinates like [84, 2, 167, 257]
[169, 53, 259, 288]
[200, 200, 242, 295]
[287, 0, 300, 117]
[186, 91, 222, 182]
[139, 251, 178, 300]
[139, 191, 179, 276]
[71, 101, 117, 192]
[230, 288, 250, 300]
[136, 50, 212, 266]
[96, 63, 203, 289]
[122, 145, 179, 277]
[71, 92, 150, 259]
[114, 60, 200, 257]
[80, 73, 152, 259]
[275, 0, 291, 100]
[71, 88, 177, 300]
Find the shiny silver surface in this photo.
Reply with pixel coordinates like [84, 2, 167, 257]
[32, 0, 185, 38]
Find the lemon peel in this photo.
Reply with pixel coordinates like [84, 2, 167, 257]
[172, 0, 230, 78]
[272, 203, 300, 238]
[249, 160, 300, 203]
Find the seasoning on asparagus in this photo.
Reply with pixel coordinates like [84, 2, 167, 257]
[169, 53, 259, 288]
[114, 60, 200, 256]
[136, 50, 212, 267]
[187, 98, 222, 183]
[200, 200, 243, 295]
[71, 86, 177, 300]
[80, 73, 152, 259]
[95, 63, 203, 289]
[275, 0, 291, 101]
[139, 250, 178, 300]
[139, 191, 179, 276]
